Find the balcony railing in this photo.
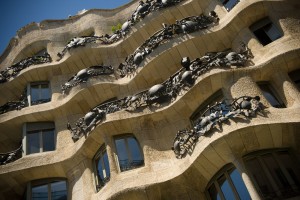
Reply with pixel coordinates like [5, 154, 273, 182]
[0, 144, 23, 165]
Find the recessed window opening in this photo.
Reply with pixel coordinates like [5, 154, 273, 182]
[28, 82, 51, 106]
[94, 145, 110, 191]
[29, 179, 67, 200]
[114, 135, 144, 172]
[257, 82, 285, 108]
[289, 69, 300, 90]
[250, 17, 282, 46]
[206, 164, 251, 200]
[220, 0, 240, 11]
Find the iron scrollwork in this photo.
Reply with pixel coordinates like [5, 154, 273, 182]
[68, 45, 252, 141]
[0, 52, 52, 83]
[61, 65, 114, 94]
[172, 96, 265, 158]
[118, 12, 219, 77]
[57, 0, 185, 60]
[0, 90, 28, 114]
[0, 144, 23, 165]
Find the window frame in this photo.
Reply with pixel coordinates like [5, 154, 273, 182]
[250, 17, 283, 46]
[244, 149, 300, 199]
[190, 90, 226, 126]
[93, 144, 110, 191]
[26, 178, 68, 200]
[27, 81, 51, 106]
[114, 134, 144, 172]
[257, 81, 285, 108]
[205, 164, 251, 200]
[22, 122, 56, 155]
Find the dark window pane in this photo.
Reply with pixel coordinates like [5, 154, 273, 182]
[31, 85, 40, 104]
[208, 184, 221, 200]
[41, 84, 51, 101]
[128, 137, 143, 167]
[28, 131, 40, 154]
[51, 181, 67, 200]
[115, 138, 129, 171]
[258, 83, 284, 108]
[221, 0, 239, 11]
[218, 175, 235, 200]
[245, 158, 276, 198]
[264, 23, 282, 41]
[289, 70, 300, 90]
[42, 130, 55, 152]
[97, 157, 104, 181]
[253, 28, 272, 46]
[277, 152, 300, 186]
[32, 184, 48, 200]
[103, 151, 110, 179]
[229, 168, 251, 200]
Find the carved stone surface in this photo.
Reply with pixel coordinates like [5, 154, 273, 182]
[118, 12, 219, 77]
[172, 96, 265, 158]
[68, 45, 252, 141]
[57, 0, 185, 60]
[0, 145, 23, 165]
[61, 65, 114, 94]
[0, 52, 52, 83]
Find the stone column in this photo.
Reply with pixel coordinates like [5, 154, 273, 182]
[233, 158, 262, 200]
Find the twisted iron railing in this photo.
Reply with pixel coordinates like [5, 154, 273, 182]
[0, 145, 23, 165]
[68, 44, 252, 141]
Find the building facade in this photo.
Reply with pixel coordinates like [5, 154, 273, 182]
[0, 0, 300, 199]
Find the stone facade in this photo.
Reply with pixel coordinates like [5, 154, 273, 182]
[0, 0, 300, 199]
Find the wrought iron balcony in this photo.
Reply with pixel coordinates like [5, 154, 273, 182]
[0, 145, 23, 165]
[0, 52, 52, 83]
[68, 44, 252, 141]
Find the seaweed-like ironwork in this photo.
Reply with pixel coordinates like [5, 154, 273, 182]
[57, 0, 185, 60]
[172, 96, 265, 158]
[0, 145, 23, 165]
[0, 90, 28, 114]
[0, 52, 52, 83]
[68, 44, 252, 141]
[61, 65, 114, 94]
[118, 12, 219, 77]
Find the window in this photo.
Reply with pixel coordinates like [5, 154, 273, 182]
[94, 145, 110, 191]
[28, 179, 67, 200]
[28, 82, 51, 106]
[244, 149, 300, 199]
[114, 135, 144, 172]
[206, 164, 251, 200]
[190, 90, 228, 126]
[289, 69, 300, 90]
[258, 82, 285, 108]
[23, 122, 55, 155]
[250, 17, 282, 46]
[220, 0, 240, 11]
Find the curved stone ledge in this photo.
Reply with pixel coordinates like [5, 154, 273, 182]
[0, 0, 296, 106]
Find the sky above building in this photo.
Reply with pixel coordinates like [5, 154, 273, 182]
[0, 0, 131, 57]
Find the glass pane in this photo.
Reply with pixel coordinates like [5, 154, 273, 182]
[97, 157, 104, 181]
[103, 151, 110, 179]
[51, 181, 67, 200]
[218, 174, 235, 200]
[115, 138, 129, 171]
[32, 184, 48, 200]
[28, 131, 40, 154]
[223, 0, 239, 11]
[31, 85, 40, 104]
[41, 84, 51, 101]
[128, 137, 143, 167]
[277, 152, 300, 186]
[259, 84, 283, 108]
[208, 184, 221, 200]
[245, 158, 276, 198]
[42, 130, 55, 152]
[229, 168, 251, 200]
[264, 23, 282, 41]
[262, 154, 290, 190]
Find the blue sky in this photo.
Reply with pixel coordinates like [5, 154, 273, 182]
[0, 0, 131, 56]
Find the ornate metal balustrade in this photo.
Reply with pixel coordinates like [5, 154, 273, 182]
[0, 145, 23, 165]
[61, 65, 114, 94]
[0, 91, 28, 114]
[68, 45, 252, 141]
[172, 96, 265, 158]
[0, 52, 52, 83]
[57, 0, 185, 60]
